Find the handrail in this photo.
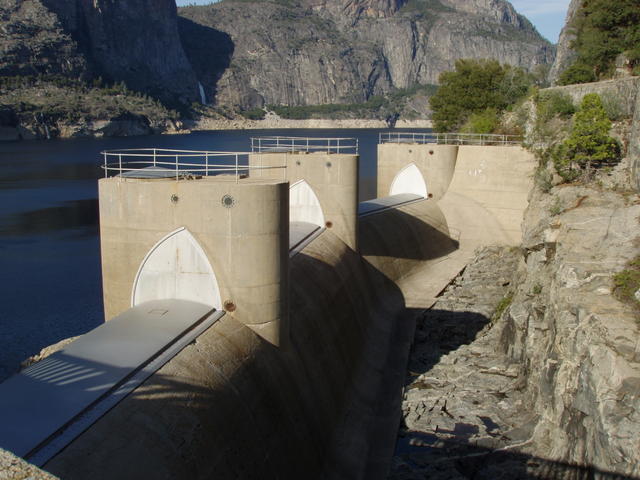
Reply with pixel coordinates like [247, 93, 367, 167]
[251, 136, 359, 154]
[100, 149, 286, 183]
[378, 132, 523, 146]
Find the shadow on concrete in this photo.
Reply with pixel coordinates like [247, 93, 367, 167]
[177, 17, 234, 106]
[359, 206, 458, 261]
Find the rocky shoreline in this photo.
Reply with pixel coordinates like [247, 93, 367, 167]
[0, 115, 432, 142]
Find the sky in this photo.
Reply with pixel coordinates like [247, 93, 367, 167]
[176, 0, 571, 43]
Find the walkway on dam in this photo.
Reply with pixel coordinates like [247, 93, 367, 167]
[0, 301, 224, 465]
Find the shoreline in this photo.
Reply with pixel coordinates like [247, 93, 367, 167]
[0, 116, 433, 143]
[188, 117, 433, 131]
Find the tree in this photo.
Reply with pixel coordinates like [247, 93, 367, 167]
[559, 0, 640, 85]
[554, 93, 620, 181]
[429, 59, 532, 133]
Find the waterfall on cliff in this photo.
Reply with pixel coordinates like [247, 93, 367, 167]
[198, 83, 207, 105]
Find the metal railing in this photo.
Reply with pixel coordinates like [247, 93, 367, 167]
[101, 148, 286, 182]
[251, 136, 359, 154]
[379, 132, 523, 146]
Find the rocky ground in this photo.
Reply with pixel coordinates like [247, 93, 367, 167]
[390, 163, 640, 479]
[389, 246, 535, 479]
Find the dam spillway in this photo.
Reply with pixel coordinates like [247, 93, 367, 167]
[0, 134, 536, 479]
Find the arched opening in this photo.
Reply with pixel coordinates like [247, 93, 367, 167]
[289, 180, 325, 227]
[390, 163, 428, 198]
[132, 228, 222, 309]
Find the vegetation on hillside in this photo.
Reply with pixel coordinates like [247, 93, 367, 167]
[0, 75, 178, 135]
[429, 59, 534, 133]
[559, 0, 640, 85]
[552, 93, 621, 181]
[263, 84, 437, 121]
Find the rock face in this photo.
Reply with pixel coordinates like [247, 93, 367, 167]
[548, 0, 582, 85]
[0, 0, 199, 102]
[0, 0, 88, 78]
[391, 178, 640, 478]
[178, 0, 555, 109]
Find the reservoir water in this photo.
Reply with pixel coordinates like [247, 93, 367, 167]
[0, 128, 430, 380]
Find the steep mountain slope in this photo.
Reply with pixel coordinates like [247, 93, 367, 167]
[548, 0, 582, 85]
[179, 0, 555, 109]
[0, 0, 199, 103]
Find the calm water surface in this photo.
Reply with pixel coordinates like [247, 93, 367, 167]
[0, 128, 430, 380]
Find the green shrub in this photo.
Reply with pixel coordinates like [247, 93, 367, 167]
[554, 93, 621, 181]
[492, 292, 514, 322]
[460, 107, 499, 134]
[613, 256, 640, 309]
[536, 91, 576, 122]
[240, 107, 266, 120]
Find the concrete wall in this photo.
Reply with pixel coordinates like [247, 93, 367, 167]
[99, 176, 289, 347]
[44, 231, 410, 480]
[376, 144, 458, 201]
[441, 145, 536, 246]
[543, 77, 640, 118]
[250, 152, 359, 251]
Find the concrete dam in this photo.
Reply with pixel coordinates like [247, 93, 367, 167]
[0, 134, 536, 479]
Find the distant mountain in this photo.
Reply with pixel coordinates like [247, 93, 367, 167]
[178, 0, 555, 109]
[0, 0, 200, 103]
[0, 0, 554, 120]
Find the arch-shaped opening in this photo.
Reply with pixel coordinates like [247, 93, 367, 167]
[132, 228, 222, 309]
[289, 180, 325, 228]
[390, 163, 428, 198]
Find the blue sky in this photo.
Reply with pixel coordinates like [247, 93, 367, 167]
[176, 0, 570, 43]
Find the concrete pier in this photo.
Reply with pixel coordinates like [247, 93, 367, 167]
[249, 138, 359, 251]
[98, 153, 290, 347]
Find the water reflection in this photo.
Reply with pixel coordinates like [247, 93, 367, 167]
[0, 199, 98, 237]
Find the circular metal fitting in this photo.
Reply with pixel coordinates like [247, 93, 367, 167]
[429, 150, 434, 155]
[326, 161, 332, 168]
[221, 194, 235, 208]
[170, 194, 179, 204]
[325, 221, 333, 228]
[223, 300, 236, 312]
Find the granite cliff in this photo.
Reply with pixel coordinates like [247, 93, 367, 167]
[548, 0, 582, 85]
[178, 0, 556, 109]
[0, 0, 199, 103]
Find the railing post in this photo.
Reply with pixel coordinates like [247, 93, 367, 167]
[205, 152, 209, 176]
[235, 154, 239, 184]
[103, 152, 107, 178]
[118, 154, 122, 176]
[153, 148, 157, 167]
[175, 155, 179, 179]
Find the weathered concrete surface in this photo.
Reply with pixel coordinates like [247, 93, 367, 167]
[249, 152, 359, 251]
[439, 145, 536, 247]
[44, 230, 410, 480]
[99, 176, 289, 346]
